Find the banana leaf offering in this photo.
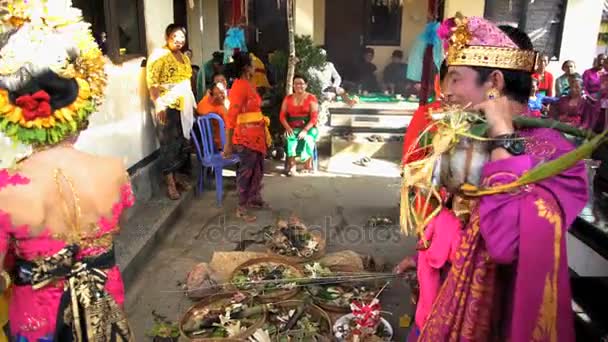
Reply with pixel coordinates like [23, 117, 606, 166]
[248, 301, 333, 342]
[180, 293, 266, 340]
[303, 263, 384, 312]
[231, 258, 303, 301]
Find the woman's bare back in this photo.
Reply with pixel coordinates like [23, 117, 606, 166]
[0, 147, 129, 238]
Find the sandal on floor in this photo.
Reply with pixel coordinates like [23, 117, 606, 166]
[236, 207, 257, 222]
[353, 157, 371, 167]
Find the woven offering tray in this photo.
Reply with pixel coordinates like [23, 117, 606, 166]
[261, 300, 333, 341]
[179, 292, 266, 341]
[303, 263, 385, 313]
[230, 257, 304, 303]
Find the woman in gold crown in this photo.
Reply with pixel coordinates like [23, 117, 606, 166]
[0, 1, 134, 341]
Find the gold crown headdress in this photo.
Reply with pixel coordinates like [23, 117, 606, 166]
[443, 13, 539, 72]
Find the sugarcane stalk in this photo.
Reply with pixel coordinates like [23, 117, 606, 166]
[461, 129, 608, 196]
[280, 302, 308, 332]
[512, 116, 596, 139]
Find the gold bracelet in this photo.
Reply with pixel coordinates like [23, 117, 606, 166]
[0, 270, 11, 289]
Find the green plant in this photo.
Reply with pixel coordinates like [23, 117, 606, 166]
[147, 312, 180, 339]
[270, 35, 326, 99]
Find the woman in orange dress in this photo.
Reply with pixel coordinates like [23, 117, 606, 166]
[196, 82, 228, 150]
[223, 52, 272, 222]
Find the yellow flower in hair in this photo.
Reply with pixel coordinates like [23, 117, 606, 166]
[6, 109, 21, 123]
[76, 78, 91, 100]
[0, 92, 12, 115]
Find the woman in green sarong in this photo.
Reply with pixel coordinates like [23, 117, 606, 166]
[279, 75, 320, 176]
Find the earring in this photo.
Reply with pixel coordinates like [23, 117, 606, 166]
[486, 88, 500, 100]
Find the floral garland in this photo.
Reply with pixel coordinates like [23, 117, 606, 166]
[0, 0, 107, 151]
[0, 78, 94, 145]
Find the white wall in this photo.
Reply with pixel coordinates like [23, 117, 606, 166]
[313, 0, 325, 45]
[444, 0, 485, 18]
[76, 0, 175, 168]
[549, 0, 604, 76]
[295, 0, 315, 38]
[187, 0, 221, 66]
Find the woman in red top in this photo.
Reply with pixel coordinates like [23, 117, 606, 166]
[532, 54, 554, 96]
[223, 52, 271, 222]
[279, 75, 319, 175]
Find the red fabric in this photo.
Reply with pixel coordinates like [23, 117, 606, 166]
[401, 101, 441, 166]
[227, 79, 267, 154]
[433, 74, 442, 99]
[532, 71, 554, 97]
[231, 0, 242, 26]
[16, 90, 52, 120]
[402, 101, 443, 217]
[279, 93, 318, 129]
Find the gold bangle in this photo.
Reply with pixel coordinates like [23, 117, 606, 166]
[0, 271, 11, 289]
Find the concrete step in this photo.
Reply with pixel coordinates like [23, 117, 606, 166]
[116, 187, 194, 289]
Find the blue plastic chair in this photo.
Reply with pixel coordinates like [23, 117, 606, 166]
[191, 114, 240, 206]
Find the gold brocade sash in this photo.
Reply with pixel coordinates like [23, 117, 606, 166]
[16, 245, 133, 341]
[237, 111, 272, 147]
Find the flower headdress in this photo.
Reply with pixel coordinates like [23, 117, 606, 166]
[439, 13, 538, 72]
[0, 0, 106, 168]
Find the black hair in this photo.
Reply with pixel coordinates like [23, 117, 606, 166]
[232, 51, 252, 77]
[472, 25, 533, 104]
[212, 51, 224, 64]
[364, 47, 375, 55]
[212, 72, 225, 80]
[9, 70, 79, 111]
[293, 74, 308, 83]
[439, 60, 448, 82]
[561, 60, 575, 69]
[165, 24, 186, 38]
[392, 50, 404, 59]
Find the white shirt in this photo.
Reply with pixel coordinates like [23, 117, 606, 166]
[309, 62, 342, 90]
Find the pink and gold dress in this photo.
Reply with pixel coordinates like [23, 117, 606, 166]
[0, 169, 134, 342]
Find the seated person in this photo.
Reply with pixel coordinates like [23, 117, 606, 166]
[383, 50, 408, 94]
[309, 48, 343, 95]
[528, 78, 558, 117]
[356, 47, 380, 92]
[279, 75, 319, 175]
[196, 51, 224, 100]
[195, 82, 228, 151]
[549, 75, 596, 128]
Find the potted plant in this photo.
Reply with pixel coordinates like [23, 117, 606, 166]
[147, 312, 180, 342]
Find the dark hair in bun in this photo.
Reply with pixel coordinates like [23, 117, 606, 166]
[9, 70, 79, 111]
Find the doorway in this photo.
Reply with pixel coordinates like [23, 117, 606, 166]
[219, 0, 288, 60]
[325, 0, 365, 82]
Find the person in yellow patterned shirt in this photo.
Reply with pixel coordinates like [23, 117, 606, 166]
[146, 24, 196, 200]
